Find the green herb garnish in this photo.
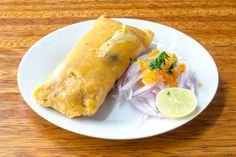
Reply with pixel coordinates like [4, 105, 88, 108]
[166, 61, 177, 75]
[167, 91, 171, 96]
[130, 57, 137, 63]
[148, 51, 170, 70]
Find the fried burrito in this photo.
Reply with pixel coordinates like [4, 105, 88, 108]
[34, 16, 154, 118]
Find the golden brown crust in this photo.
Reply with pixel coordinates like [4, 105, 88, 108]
[34, 16, 154, 118]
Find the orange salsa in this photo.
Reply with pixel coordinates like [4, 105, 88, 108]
[137, 49, 186, 87]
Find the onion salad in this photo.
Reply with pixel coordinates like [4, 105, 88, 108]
[114, 47, 197, 118]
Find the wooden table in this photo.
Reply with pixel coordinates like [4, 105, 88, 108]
[0, 0, 235, 156]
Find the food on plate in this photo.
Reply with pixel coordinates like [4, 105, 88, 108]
[116, 49, 197, 117]
[156, 87, 197, 118]
[34, 16, 154, 118]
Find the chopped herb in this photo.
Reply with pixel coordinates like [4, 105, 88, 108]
[166, 61, 177, 75]
[131, 57, 137, 63]
[166, 70, 174, 75]
[167, 91, 171, 96]
[169, 61, 177, 70]
[148, 51, 170, 70]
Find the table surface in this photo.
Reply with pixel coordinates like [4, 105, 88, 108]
[0, 0, 236, 156]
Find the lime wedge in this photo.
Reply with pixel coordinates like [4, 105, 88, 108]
[156, 88, 197, 119]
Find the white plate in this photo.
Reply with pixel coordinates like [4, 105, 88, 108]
[18, 18, 219, 140]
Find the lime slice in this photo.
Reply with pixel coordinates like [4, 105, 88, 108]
[156, 87, 197, 119]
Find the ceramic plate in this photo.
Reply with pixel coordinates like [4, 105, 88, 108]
[18, 18, 219, 140]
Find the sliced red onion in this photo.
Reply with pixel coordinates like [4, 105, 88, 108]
[126, 62, 140, 76]
[129, 98, 160, 117]
[144, 94, 158, 112]
[177, 59, 197, 95]
[128, 88, 133, 100]
[120, 74, 142, 91]
[117, 73, 126, 95]
[132, 83, 156, 97]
